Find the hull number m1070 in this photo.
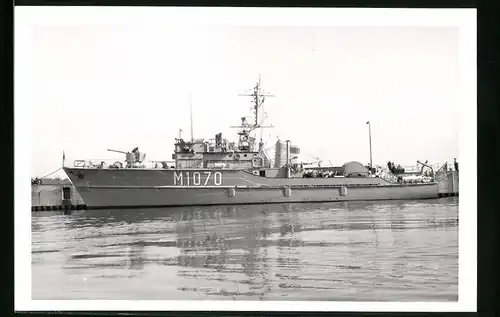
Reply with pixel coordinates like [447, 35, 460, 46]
[173, 171, 223, 186]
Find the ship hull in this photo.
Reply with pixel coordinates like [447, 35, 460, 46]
[63, 168, 439, 208]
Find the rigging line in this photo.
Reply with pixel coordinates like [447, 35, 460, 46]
[36, 167, 63, 180]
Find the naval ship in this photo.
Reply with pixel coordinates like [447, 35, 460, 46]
[63, 78, 439, 208]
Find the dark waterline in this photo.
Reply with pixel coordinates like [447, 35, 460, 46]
[32, 198, 458, 301]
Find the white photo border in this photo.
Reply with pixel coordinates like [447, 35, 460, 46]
[15, 6, 476, 312]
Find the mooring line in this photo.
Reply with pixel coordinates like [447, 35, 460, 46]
[36, 167, 63, 180]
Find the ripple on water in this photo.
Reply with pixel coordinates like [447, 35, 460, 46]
[32, 199, 458, 301]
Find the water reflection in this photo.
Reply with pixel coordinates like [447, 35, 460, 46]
[32, 198, 458, 300]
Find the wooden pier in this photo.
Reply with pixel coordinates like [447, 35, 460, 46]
[31, 184, 86, 212]
[437, 170, 459, 197]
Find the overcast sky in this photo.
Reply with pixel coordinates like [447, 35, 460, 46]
[28, 22, 459, 177]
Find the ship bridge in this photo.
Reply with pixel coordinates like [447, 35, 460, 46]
[172, 134, 267, 170]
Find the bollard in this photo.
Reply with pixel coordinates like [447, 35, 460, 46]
[340, 186, 347, 196]
[284, 186, 292, 197]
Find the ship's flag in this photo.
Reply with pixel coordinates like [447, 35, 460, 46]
[290, 146, 301, 155]
[63, 151, 65, 161]
[366, 121, 370, 124]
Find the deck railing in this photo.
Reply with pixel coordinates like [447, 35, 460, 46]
[68, 158, 450, 176]
[70, 159, 176, 169]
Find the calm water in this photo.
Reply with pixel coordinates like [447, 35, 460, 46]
[32, 198, 458, 301]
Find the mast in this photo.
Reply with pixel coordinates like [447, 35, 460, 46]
[189, 92, 194, 142]
[285, 140, 291, 178]
[366, 121, 373, 169]
[285, 140, 290, 167]
[255, 75, 261, 126]
[237, 75, 275, 132]
[231, 76, 275, 152]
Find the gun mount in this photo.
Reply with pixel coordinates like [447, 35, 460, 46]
[107, 147, 146, 167]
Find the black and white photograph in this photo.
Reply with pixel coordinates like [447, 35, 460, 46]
[15, 6, 476, 312]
